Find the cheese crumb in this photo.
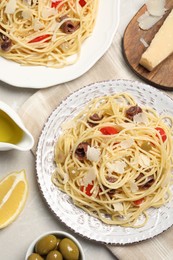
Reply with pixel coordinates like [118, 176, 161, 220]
[133, 112, 149, 125]
[42, 7, 56, 19]
[140, 37, 149, 48]
[33, 19, 44, 31]
[146, 0, 166, 16]
[86, 146, 100, 162]
[113, 202, 124, 211]
[138, 14, 162, 30]
[129, 181, 139, 193]
[107, 161, 127, 174]
[83, 167, 97, 187]
[138, 153, 150, 167]
[5, 0, 17, 14]
[138, 0, 166, 30]
[119, 138, 134, 149]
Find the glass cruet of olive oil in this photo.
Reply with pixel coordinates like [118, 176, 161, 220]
[0, 101, 34, 151]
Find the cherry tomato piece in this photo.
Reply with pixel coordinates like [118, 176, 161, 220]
[28, 34, 50, 43]
[100, 126, 119, 135]
[81, 183, 93, 196]
[79, 0, 86, 7]
[155, 127, 167, 142]
[51, 0, 62, 8]
[133, 198, 144, 206]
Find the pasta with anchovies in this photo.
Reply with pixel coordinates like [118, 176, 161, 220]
[0, 0, 98, 67]
[52, 93, 173, 227]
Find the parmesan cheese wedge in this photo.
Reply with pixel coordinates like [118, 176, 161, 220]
[146, 0, 166, 16]
[140, 9, 173, 71]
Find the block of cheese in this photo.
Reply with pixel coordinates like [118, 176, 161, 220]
[140, 9, 173, 71]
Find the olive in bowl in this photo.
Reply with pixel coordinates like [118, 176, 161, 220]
[25, 231, 85, 260]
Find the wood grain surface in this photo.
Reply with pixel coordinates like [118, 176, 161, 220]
[122, 1, 173, 90]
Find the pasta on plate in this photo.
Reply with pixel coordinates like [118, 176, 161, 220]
[52, 93, 173, 228]
[0, 0, 98, 67]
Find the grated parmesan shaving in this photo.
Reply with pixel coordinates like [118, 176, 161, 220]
[146, 0, 166, 16]
[133, 112, 149, 125]
[119, 138, 134, 149]
[83, 167, 96, 187]
[50, 21, 59, 32]
[129, 181, 139, 193]
[140, 37, 149, 47]
[33, 19, 44, 31]
[113, 202, 124, 211]
[107, 161, 127, 174]
[137, 11, 149, 23]
[42, 7, 57, 19]
[138, 0, 166, 30]
[5, 0, 17, 14]
[138, 13, 162, 30]
[138, 153, 150, 167]
[86, 146, 100, 162]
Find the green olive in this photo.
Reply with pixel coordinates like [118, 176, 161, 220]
[16, 11, 23, 20]
[141, 141, 152, 152]
[35, 235, 57, 255]
[27, 253, 43, 260]
[68, 167, 80, 180]
[59, 238, 79, 260]
[55, 238, 61, 249]
[46, 250, 63, 260]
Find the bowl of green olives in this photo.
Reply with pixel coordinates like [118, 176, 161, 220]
[25, 230, 85, 260]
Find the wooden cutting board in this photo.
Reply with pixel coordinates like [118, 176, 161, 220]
[122, 0, 173, 90]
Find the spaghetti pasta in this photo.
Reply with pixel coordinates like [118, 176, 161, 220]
[0, 0, 98, 67]
[52, 93, 173, 227]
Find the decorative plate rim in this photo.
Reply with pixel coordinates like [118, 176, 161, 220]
[0, 0, 120, 89]
[36, 79, 173, 244]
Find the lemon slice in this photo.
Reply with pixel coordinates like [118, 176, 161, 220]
[0, 170, 28, 229]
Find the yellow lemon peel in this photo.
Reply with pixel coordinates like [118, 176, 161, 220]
[0, 170, 28, 229]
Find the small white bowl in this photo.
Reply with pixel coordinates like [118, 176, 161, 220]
[0, 101, 34, 151]
[25, 230, 85, 260]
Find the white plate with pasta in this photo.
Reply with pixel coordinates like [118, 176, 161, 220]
[36, 79, 173, 244]
[0, 0, 120, 89]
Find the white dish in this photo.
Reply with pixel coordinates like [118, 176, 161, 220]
[0, 0, 120, 89]
[36, 79, 173, 244]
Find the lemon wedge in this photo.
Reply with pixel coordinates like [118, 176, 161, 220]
[0, 170, 28, 229]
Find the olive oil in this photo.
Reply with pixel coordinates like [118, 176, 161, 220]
[0, 110, 23, 144]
